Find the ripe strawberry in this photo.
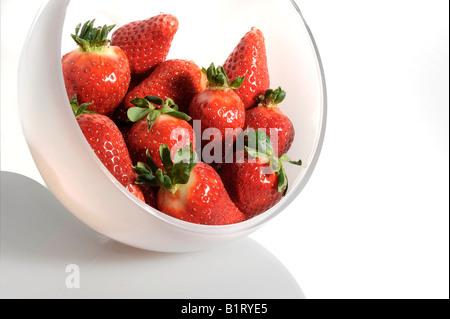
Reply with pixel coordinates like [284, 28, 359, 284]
[221, 130, 302, 219]
[126, 95, 194, 169]
[245, 87, 295, 157]
[134, 145, 245, 225]
[114, 59, 206, 122]
[62, 20, 131, 116]
[140, 184, 158, 209]
[71, 95, 144, 201]
[223, 27, 270, 110]
[111, 14, 178, 76]
[110, 73, 146, 126]
[189, 63, 246, 166]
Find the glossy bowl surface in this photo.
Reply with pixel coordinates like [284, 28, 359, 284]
[18, 0, 326, 252]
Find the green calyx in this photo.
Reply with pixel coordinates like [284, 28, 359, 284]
[258, 87, 287, 108]
[70, 94, 96, 117]
[244, 129, 301, 195]
[134, 144, 198, 193]
[202, 63, 245, 90]
[127, 95, 191, 131]
[71, 19, 115, 52]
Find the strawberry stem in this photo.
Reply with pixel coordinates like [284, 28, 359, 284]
[71, 20, 115, 52]
[128, 95, 191, 131]
[258, 87, 286, 108]
[134, 145, 198, 192]
[70, 94, 96, 117]
[202, 63, 245, 90]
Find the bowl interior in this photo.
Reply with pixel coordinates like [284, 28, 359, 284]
[19, 0, 325, 251]
[62, 0, 324, 193]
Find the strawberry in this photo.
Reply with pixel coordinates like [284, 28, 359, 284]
[71, 95, 144, 201]
[111, 14, 178, 76]
[189, 63, 246, 166]
[62, 20, 131, 116]
[134, 145, 245, 225]
[223, 27, 270, 110]
[140, 184, 158, 209]
[126, 95, 194, 169]
[114, 59, 206, 122]
[245, 87, 295, 157]
[110, 73, 145, 127]
[221, 130, 302, 219]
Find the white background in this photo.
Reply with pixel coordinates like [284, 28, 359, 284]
[1, 0, 449, 299]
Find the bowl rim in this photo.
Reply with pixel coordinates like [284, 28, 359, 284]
[61, 0, 328, 236]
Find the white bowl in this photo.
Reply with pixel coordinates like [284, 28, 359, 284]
[18, 0, 327, 252]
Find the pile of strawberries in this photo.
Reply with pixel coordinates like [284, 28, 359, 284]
[62, 14, 301, 226]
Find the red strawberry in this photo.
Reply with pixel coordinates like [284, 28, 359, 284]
[71, 95, 144, 201]
[110, 73, 145, 124]
[62, 20, 131, 116]
[189, 63, 246, 166]
[114, 59, 206, 122]
[221, 130, 302, 219]
[126, 183, 145, 202]
[245, 87, 295, 157]
[140, 184, 158, 209]
[126, 96, 195, 169]
[114, 120, 133, 141]
[223, 27, 270, 110]
[111, 14, 178, 76]
[134, 145, 245, 225]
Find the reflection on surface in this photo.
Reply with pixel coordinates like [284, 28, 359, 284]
[0, 171, 304, 298]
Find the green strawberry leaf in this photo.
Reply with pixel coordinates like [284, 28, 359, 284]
[134, 144, 198, 192]
[145, 95, 164, 106]
[245, 129, 274, 157]
[162, 175, 173, 190]
[173, 162, 191, 185]
[274, 153, 302, 195]
[173, 144, 193, 164]
[274, 89, 287, 104]
[203, 63, 243, 90]
[71, 20, 115, 52]
[146, 110, 161, 131]
[159, 144, 174, 177]
[162, 109, 191, 122]
[79, 19, 93, 39]
[130, 97, 150, 108]
[133, 162, 151, 175]
[74, 23, 81, 36]
[277, 165, 288, 195]
[134, 162, 159, 186]
[188, 154, 198, 173]
[173, 144, 197, 185]
[70, 94, 95, 117]
[244, 146, 270, 163]
[156, 168, 172, 190]
[130, 95, 190, 127]
[259, 87, 287, 107]
[145, 149, 160, 173]
[160, 98, 191, 121]
[127, 106, 151, 123]
[206, 63, 216, 84]
[279, 154, 302, 166]
[230, 76, 245, 90]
